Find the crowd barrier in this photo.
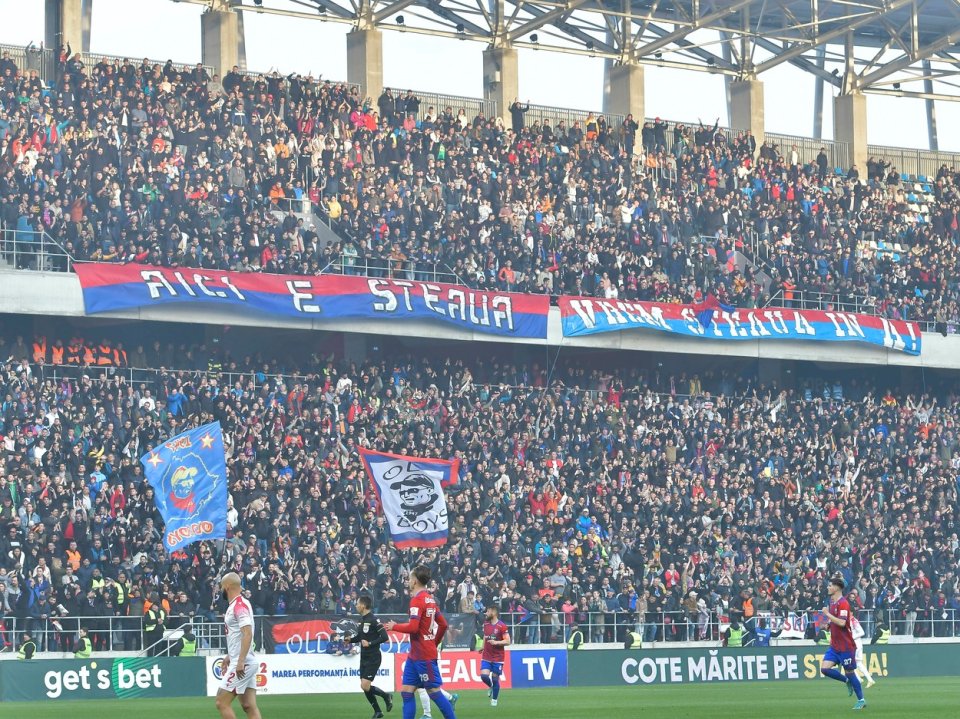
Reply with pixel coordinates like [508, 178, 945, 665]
[3, 645, 958, 701]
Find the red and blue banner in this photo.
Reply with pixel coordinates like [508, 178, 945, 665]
[261, 616, 411, 654]
[74, 263, 549, 339]
[559, 297, 921, 355]
[260, 613, 478, 654]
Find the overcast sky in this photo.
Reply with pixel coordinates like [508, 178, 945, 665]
[1, 0, 957, 151]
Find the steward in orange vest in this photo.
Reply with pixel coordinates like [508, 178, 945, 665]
[65, 338, 83, 365]
[31, 336, 46, 363]
[96, 341, 113, 366]
[50, 340, 65, 365]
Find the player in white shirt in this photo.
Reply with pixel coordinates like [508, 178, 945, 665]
[215, 572, 263, 719]
[850, 614, 876, 688]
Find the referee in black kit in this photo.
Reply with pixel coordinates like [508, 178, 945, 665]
[347, 595, 393, 718]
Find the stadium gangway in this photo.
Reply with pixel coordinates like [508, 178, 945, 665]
[271, 196, 337, 231]
[741, 229, 775, 272]
[0, 227, 74, 273]
[139, 621, 211, 658]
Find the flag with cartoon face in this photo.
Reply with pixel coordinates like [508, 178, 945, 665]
[359, 448, 458, 549]
[141, 421, 228, 551]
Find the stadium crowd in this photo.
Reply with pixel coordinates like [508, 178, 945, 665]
[1, 50, 960, 327]
[0, 332, 958, 653]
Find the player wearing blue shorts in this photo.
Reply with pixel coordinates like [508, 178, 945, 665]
[479, 606, 510, 707]
[820, 574, 866, 710]
[385, 566, 457, 719]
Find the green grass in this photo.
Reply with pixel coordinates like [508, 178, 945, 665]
[3, 679, 958, 718]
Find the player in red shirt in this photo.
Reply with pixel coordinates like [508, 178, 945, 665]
[480, 606, 511, 707]
[385, 566, 456, 719]
[820, 574, 866, 710]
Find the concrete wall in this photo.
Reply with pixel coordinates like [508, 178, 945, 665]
[347, 29, 384, 102]
[729, 79, 765, 147]
[835, 92, 867, 172]
[604, 63, 645, 123]
[44, 0, 90, 55]
[482, 47, 519, 128]
[1, 270, 955, 369]
[200, 8, 241, 78]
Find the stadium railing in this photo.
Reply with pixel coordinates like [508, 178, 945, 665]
[2, 609, 955, 655]
[271, 196, 316, 216]
[8, 228, 945, 336]
[762, 288, 947, 335]
[867, 144, 960, 179]
[523, 104, 625, 134]
[0, 42, 51, 78]
[0, 228, 74, 272]
[383, 87, 497, 123]
[234, 68, 361, 97]
[763, 288, 877, 315]
[765, 132, 851, 173]
[83, 53, 215, 79]
[322, 253, 469, 285]
[0, 44, 213, 83]
[139, 621, 202, 657]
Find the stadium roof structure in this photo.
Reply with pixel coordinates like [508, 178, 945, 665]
[186, 0, 960, 103]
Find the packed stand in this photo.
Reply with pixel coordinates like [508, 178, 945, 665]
[0, 332, 958, 652]
[0, 49, 960, 326]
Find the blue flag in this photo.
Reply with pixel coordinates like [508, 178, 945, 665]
[141, 421, 228, 552]
[693, 293, 736, 329]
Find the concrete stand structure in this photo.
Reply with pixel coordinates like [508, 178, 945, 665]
[482, 45, 519, 128]
[347, 28, 384, 102]
[201, 2, 242, 78]
[834, 91, 868, 173]
[44, 0, 91, 55]
[603, 62, 645, 122]
[729, 78, 765, 147]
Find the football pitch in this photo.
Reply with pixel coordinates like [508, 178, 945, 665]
[4, 678, 958, 718]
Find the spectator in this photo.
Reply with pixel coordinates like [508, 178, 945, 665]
[0, 331, 958, 650]
[509, 99, 530, 131]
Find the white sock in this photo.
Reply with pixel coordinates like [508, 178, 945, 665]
[442, 690, 453, 700]
[418, 689, 432, 717]
[856, 649, 873, 682]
